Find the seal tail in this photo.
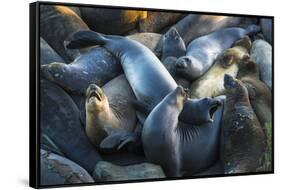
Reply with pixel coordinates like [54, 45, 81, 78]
[245, 24, 261, 35]
[65, 30, 108, 49]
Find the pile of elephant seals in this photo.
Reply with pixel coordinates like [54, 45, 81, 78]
[39, 4, 273, 186]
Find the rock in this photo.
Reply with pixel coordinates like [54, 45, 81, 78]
[40, 149, 94, 186]
[93, 161, 166, 181]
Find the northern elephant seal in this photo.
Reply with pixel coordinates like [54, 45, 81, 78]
[40, 149, 94, 186]
[190, 36, 252, 98]
[85, 75, 138, 151]
[176, 25, 260, 81]
[40, 37, 65, 65]
[251, 39, 272, 88]
[222, 74, 266, 173]
[40, 5, 89, 62]
[41, 47, 122, 95]
[40, 79, 101, 173]
[80, 7, 147, 35]
[142, 86, 224, 177]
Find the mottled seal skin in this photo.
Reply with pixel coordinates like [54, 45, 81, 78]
[40, 149, 94, 186]
[40, 5, 89, 62]
[85, 75, 138, 150]
[66, 30, 177, 112]
[260, 18, 273, 44]
[138, 11, 185, 33]
[40, 37, 65, 65]
[142, 86, 224, 177]
[237, 57, 272, 130]
[222, 74, 266, 174]
[40, 79, 101, 173]
[190, 36, 252, 98]
[127, 32, 162, 56]
[251, 39, 272, 88]
[41, 47, 122, 95]
[176, 25, 260, 81]
[161, 27, 186, 61]
[80, 7, 147, 35]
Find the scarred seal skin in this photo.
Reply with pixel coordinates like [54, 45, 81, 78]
[40, 47, 122, 95]
[142, 86, 224, 177]
[40, 5, 89, 62]
[175, 25, 260, 81]
[222, 74, 266, 174]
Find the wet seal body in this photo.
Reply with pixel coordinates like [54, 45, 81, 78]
[40, 79, 101, 173]
[80, 8, 147, 35]
[190, 36, 252, 98]
[40, 5, 89, 62]
[222, 74, 266, 173]
[251, 39, 272, 88]
[85, 75, 138, 151]
[176, 25, 260, 81]
[41, 47, 122, 95]
[40, 37, 65, 65]
[142, 86, 224, 177]
[40, 149, 94, 186]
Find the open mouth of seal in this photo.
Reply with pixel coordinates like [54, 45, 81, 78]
[89, 90, 102, 101]
[208, 101, 222, 122]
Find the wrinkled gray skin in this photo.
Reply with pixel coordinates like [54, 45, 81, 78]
[40, 5, 89, 62]
[176, 25, 260, 81]
[40, 79, 101, 173]
[66, 30, 220, 125]
[40, 37, 65, 65]
[251, 39, 272, 88]
[40, 149, 94, 186]
[260, 18, 272, 44]
[161, 27, 186, 61]
[41, 47, 122, 95]
[222, 74, 266, 174]
[142, 86, 224, 177]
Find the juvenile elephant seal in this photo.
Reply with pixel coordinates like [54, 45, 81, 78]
[176, 25, 260, 81]
[237, 57, 272, 130]
[40, 37, 65, 65]
[85, 75, 138, 150]
[251, 39, 272, 88]
[80, 7, 147, 35]
[161, 27, 186, 61]
[142, 86, 224, 177]
[40, 149, 94, 186]
[260, 18, 273, 44]
[40, 79, 101, 173]
[41, 47, 122, 95]
[222, 74, 266, 173]
[40, 5, 89, 62]
[190, 36, 252, 98]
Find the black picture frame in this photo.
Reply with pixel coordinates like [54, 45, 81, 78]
[30, 1, 274, 188]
